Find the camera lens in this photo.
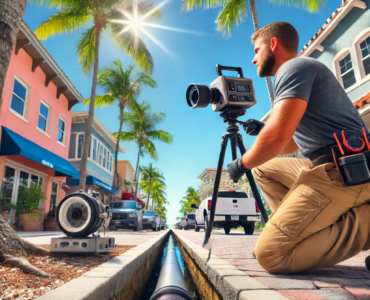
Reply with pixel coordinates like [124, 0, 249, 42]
[186, 84, 214, 109]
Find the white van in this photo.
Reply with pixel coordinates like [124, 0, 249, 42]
[192, 190, 261, 235]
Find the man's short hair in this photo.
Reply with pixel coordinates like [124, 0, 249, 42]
[251, 22, 299, 54]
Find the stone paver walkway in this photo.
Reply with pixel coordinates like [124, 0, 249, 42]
[21, 229, 164, 246]
[175, 229, 370, 300]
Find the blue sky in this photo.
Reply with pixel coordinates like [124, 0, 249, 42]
[24, 0, 340, 227]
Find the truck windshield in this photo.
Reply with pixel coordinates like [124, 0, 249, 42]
[218, 191, 248, 198]
[111, 202, 136, 209]
[144, 211, 156, 216]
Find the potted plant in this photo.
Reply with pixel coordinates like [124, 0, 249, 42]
[10, 182, 46, 231]
[44, 206, 60, 231]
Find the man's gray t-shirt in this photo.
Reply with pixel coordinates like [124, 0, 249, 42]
[274, 57, 367, 157]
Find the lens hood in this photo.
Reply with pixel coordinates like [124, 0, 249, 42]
[186, 84, 212, 109]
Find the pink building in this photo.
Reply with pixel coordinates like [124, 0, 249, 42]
[0, 22, 83, 229]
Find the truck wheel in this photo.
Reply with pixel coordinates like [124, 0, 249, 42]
[195, 222, 200, 232]
[244, 222, 255, 235]
[224, 227, 230, 234]
[133, 223, 139, 232]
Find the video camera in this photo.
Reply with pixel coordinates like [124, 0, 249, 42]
[186, 65, 257, 112]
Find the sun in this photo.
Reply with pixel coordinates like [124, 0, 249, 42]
[108, 0, 200, 56]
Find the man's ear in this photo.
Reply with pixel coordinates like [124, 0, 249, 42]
[271, 37, 278, 53]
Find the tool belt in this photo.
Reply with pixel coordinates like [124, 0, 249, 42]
[307, 128, 370, 187]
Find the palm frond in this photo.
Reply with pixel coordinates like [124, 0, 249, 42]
[215, 0, 247, 37]
[29, 0, 89, 10]
[114, 131, 136, 141]
[143, 139, 157, 160]
[85, 94, 116, 108]
[182, 0, 226, 11]
[109, 26, 154, 74]
[270, 0, 325, 12]
[77, 26, 96, 74]
[145, 130, 173, 144]
[34, 9, 90, 40]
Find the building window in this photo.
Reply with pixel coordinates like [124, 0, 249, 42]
[10, 78, 27, 117]
[360, 36, 370, 76]
[57, 118, 66, 144]
[37, 101, 50, 132]
[69, 133, 76, 159]
[77, 134, 84, 159]
[338, 54, 356, 89]
[93, 138, 97, 161]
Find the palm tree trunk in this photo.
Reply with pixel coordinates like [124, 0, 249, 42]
[133, 146, 141, 202]
[249, 0, 275, 105]
[0, 0, 27, 110]
[78, 29, 101, 191]
[113, 106, 124, 188]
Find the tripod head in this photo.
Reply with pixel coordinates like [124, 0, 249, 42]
[220, 106, 246, 132]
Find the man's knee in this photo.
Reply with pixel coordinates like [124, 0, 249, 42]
[255, 225, 291, 274]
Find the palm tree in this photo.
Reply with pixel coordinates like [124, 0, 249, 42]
[179, 186, 200, 216]
[85, 60, 157, 188]
[151, 181, 168, 209]
[183, 0, 326, 105]
[32, 0, 161, 190]
[113, 102, 173, 202]
[139, 163, 165, 208]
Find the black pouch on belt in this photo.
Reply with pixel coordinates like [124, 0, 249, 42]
[331, 146, 370, 186]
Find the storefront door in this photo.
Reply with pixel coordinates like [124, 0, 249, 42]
[0, 163, 45, 224]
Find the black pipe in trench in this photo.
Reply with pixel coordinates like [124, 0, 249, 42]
[149, 235, 193, 300]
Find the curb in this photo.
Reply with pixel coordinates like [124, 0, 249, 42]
[37, 230, 169, 300]
[173, 230, 289, 300]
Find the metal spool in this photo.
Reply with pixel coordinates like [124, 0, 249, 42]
[56, 192, 106, 237]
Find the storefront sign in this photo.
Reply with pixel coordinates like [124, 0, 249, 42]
[42, 160, 54, 169]
[95, 180, 112, 191]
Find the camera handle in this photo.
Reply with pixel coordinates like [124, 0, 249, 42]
[216, 64, 244, 78]
[203, 123, 269, 261]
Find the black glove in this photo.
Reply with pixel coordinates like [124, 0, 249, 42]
[228, 158, 250, 183]
[243, 119, 265, 136]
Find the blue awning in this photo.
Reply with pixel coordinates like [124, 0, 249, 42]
[66, 176, 118, 194]
[0, 126, 79, 179]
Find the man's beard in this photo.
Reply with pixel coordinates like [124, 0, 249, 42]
[258, 49, 276, 77]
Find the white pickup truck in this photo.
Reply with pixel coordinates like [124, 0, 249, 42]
[192, 190, 261, 235]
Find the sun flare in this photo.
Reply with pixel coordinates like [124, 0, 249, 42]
[108, 0, 201, 56]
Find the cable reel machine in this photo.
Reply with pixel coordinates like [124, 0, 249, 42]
[50, 191, 115, 253]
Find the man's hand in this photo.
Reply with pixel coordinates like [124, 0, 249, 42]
[228, 158, 250, 183]
[243, 119, 265, 136]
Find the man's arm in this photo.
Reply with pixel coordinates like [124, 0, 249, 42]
[241, 98, 307, 169]
[279, 137, 299, 155]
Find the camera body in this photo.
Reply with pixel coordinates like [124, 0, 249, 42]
[210, 75, 256, 111]
[186, 64, 257, 112]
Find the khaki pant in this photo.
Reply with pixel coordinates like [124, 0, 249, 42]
[252, 157, 370, 274]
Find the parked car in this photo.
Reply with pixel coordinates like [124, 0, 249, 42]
[142, 210, 161, 231]
[160, 218, 166, 230]
[109, 201, 143, 231]
[178, 217, 186, 229]
[192, 190, 261, 235]
[180, 213, 196, 230]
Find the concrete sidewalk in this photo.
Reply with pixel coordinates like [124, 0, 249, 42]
[174, 229, 370, 300]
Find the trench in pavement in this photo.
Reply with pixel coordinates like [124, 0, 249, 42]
[140, 232, 202, 300]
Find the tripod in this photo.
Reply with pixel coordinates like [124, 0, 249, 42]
[203, 107, 269, 250]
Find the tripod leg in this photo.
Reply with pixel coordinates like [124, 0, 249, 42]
[203, 133, 229, 248]
[236, 135, 269, 223]
[230, 134, 238, 161]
